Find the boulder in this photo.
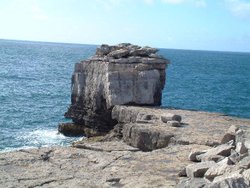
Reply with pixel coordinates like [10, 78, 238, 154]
[178, 127, 250, 188]
[63, 43, 169, 136]
[166, 120, 181, 127]
[108, 49, 129, 59]
[188, 150, 207, 162]
[242, 169, 250, 184]
[237, 156, 250, 170]
[178, 168, 187, 177]
[197, 143, 234, 161]
[204, 158, 234, 181]
[236, 142, 248, 155]
[129, 47, 158, 57]
[221, 125, 239, 144]
[122, 123, 174, 151]
[135, 113, 159, 124]
[210, 170, 249, 188]
[96, 44, 111, 56]
[161, 113, 182, 123]
[176, 178, 207, 188]
[186, 161, 216, 178]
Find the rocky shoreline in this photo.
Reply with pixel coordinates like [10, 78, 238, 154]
[1, 109, 250, 187]
[1, 44, 250, 187]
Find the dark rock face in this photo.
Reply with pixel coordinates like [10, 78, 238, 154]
[61, 43, 169, 136]
[58, 123, 104, 137]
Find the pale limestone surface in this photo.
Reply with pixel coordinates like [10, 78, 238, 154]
[112, 105, 250, 147]
[0, 143, 209, 188]
[1, 109, 250, 187]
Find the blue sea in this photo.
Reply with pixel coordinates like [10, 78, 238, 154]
[0, 39, 249, 152]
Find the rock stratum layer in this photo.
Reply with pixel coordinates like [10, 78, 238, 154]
[63, 43, 169, 135]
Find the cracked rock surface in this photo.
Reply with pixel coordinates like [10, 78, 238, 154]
[1, 109, 250, 187]
[0, 142, 209, 188]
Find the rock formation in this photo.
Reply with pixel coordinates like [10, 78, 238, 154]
[177, 125, 250, 187]
[60, 43, 169, 136]
[1, 109, 250, 187]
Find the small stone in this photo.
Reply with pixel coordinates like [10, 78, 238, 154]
[161, 113, 182, 123]
[136, 113, 158, 124]
[167, 120, 181, 127]
[108, 49, 129, 59]
[186, 161, 216, 178]
[96, 44, 111, 56]
[178, 168, 187, 177]
[188, 150, 207, 162]
[236, 142, 248, 155]
[237, 156, 250, 170]
[221, 125, 239, 144]
[129, 47, 156, 57]
[229, 149, 241, 164]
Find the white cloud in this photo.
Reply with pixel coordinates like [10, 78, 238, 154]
[225, 0, 250, 20]
[162, 0, 207, 7]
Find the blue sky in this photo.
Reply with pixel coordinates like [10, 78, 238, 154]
[0, 0, 250, 52]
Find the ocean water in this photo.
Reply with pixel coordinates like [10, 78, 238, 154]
[0, 39, 249, 152]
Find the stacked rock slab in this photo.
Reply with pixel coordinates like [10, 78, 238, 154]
[61, 43, 169, 136]
[177, 126, 250, 187]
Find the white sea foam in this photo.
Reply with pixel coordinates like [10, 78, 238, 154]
[0, 129, 81, 153]
[22, 129, 81, 146]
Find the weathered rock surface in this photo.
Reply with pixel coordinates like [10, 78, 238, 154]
[61, 43, 169, 136]
[58, 123, 104, 137]
[186, 161, 216, 178]
[111, 105, 250, 150]
[1, 109, 250, 187]
[0, 143, 209, 188]
[178, 125, 250, 188]
[210, 170, 249, 188]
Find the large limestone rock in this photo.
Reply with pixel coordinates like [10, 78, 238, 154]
[62, 43, 169, 136]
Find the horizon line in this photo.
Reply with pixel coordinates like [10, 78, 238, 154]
[1, 38, 250, 54]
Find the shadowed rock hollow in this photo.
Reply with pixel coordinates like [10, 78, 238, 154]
[61, 43, 169, 136]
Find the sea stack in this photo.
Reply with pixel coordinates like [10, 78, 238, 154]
[59, 43, 169, 136]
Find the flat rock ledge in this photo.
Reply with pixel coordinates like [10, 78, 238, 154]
[1, 108, 250, 187]
[60, 43, 169, 136]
